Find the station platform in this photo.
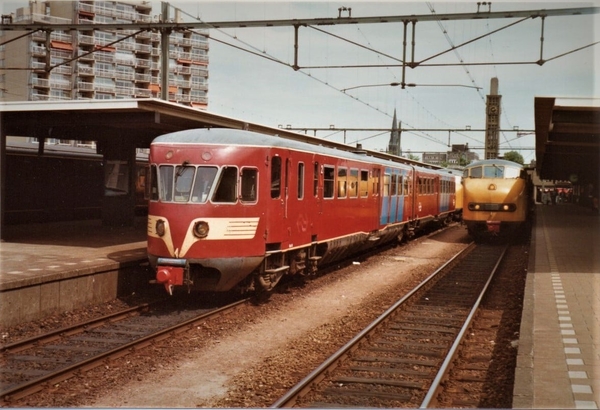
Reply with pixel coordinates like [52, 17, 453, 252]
[0, 205, 598, 408]
[514, 203, 599, 409]
[0, 218, 148, 327]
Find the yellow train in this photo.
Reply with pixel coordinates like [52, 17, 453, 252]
[462, 159, 532, 240]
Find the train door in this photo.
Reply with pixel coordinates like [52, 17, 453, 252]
[380, 168, 392, 225]
[395, 169, 407, 222]
[267, 153, 290, 248]
[439, 176, 449, 212]
[404, 167, 415, 222]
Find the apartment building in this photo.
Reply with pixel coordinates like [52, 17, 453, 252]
[0, 1, 208, 108]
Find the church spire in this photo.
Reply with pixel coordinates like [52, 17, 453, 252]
[388, 109, 402, 156]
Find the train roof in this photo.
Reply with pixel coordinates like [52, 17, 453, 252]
[152, 128, 453, 175]
[464, 159, 524, 169]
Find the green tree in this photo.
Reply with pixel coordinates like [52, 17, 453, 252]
[503, 151, 524, 164]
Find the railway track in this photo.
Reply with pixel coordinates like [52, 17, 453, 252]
[272, 242, 509, 408]
[0, 296, 249, 405]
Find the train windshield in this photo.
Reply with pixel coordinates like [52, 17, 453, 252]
[155, 165, 218, 203]
[466, 164, 522, 179]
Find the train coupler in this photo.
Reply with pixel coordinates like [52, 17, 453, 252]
[154, 258, 188, 295]
[486, 221, 501, 234]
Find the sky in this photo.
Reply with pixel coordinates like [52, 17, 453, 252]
[2, 1, 599, 163]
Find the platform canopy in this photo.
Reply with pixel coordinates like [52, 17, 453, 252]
[0, 98, 317, 148]
[535, 97, 600, 185]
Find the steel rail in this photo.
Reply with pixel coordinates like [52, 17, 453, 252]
[0, 301, 160, 354]
[0, 298, 249, 404]
[419, 244, 509, 408]
[270, 243, 474, 408]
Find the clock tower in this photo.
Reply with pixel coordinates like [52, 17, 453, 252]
[485, 77, 501, 159]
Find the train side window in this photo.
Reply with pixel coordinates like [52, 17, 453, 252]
[360, 170, 369, 197]
[372, 169, 381, 196]
[391, 173, 398, 196]
[404, 175, 410, 196]
[240, 167, 258, 203]
[191, 166, 218, 203]
[505, 166, 521, 179]
[297, 162, 305, 200]
[323, 165, 335, 198]
[383, 173, 391, 197]
[313, 162, 319, 197]
[338, 167, 347, 198]
[158, 165, 174, 201]
[348, 168, 358, 198]
[149, 165, 158, 201]
[398, 175, 404, 196]
[271, 156, 281, 199]
[213, 166, 238, 203]
[469, 166, 482, 178]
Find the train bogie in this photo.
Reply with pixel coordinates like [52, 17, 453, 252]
[147, 129, 459, 295]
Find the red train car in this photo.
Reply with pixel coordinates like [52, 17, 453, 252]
[147, 129, 458, 295]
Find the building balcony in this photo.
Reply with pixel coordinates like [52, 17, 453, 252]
[77, 81, 94, 91]
[115, 55, 134, 66]
[135, 58, 151, 68]
[135, 43, 152, 54]
[134, 87, 151, 97]
[77, 3, 94, 14]
[95, 69, 115, 78]
[51, 32, 72, 43]
[30, 92, 50, 101]
[192, 83, 208, 92]
[135, 73, 151, 82]
[77, 50, 95, 61]
[191, 39, 209, 51]
[191, 54, 208, 64]
[95, 53, 115, 63]
[52, 65, 72, 75]
[190, 95, 208, 104]
[191, 67, 208, 77]
[118, 41, 136, 51]
[31, 45, 47, 57]
[115, 71, 135, 81]
[78, 34, 95, 45]
[136, 31, 152, 40]
[177, 65, 191, 75]
[31, 61, 47, 72]
[174, 94, 191, 102]
[32, 77, 50, 88]
[49, 80, 71, 91]
[115, 86, 134, 96]
[32, 31, 46, 41]
[94, 84, 116, 93]
[135, 13, 152, 22]
[77, 65, 94, 76]
[50, 49, 73, 59]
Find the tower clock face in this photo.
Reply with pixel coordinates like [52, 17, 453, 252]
[490, 106, 498, 114]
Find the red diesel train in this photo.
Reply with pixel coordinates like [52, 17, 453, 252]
[146, 128, 460, 295]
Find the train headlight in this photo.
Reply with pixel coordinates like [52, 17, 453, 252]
[474, 204, 481, 210]
[155, 219, 166, 237]
[503, 204, 510, 211]
[193, 221, 210, 238]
